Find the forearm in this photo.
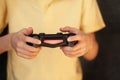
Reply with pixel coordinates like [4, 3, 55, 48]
[83, 34, 99, 61]
[0, 33, 13, 54]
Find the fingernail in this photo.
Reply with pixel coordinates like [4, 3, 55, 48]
[68, 37, 71, 41]
[38, 40, 41, 44]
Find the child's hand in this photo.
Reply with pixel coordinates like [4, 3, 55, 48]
[60, 26, 93, 58]
[10, 27, 41, 59]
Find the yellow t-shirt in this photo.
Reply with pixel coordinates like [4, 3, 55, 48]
[0, 0, 105, 80]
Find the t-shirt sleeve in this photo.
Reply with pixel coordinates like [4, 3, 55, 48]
[0, 0, 7, 33]
[80, 0, 105, 33]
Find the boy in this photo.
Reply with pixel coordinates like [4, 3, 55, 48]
[0, 0, 105, 80]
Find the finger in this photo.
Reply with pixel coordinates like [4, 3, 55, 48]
[60, 46, 73, 53]
[60, 46, 79, 57]
[61, 41, 84, 52]
[26, 27, 33, 35]
[71, 42, 86, 51]
[20, 27, 33, 36]
[25, 36, 41, 45]
[24, 44, 41, 52]
[67, 35, 82, 42]
[65, 47, 87, 58]
[18, 42, 41, 52]
[17, 52, 36, 59]
[16, 48, 39, 58]
[61, 43, 87, 57]
[60, 47, 72, 57]
[72, 47, 88, 57]
[60, 26, 79, 34]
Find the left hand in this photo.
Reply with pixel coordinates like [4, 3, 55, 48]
[60, 26, 93, 58]
[10, 27, 41, 59]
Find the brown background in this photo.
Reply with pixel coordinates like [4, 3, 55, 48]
[81, 0, 120, 80]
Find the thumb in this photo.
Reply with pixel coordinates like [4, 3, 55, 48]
[23, 27, 33, 36]
[60, 26, 78, 34]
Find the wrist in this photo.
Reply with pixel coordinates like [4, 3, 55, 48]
[8, 33, 15, 50]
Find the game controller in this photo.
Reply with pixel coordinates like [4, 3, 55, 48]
[27, 33, 78, 48]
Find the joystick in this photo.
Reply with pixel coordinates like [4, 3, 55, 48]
[27, 33, 78, 48]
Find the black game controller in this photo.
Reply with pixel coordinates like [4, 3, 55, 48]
[27, 33, 78, 48]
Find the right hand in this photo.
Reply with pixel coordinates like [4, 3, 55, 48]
[10, 27, 41, 59]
